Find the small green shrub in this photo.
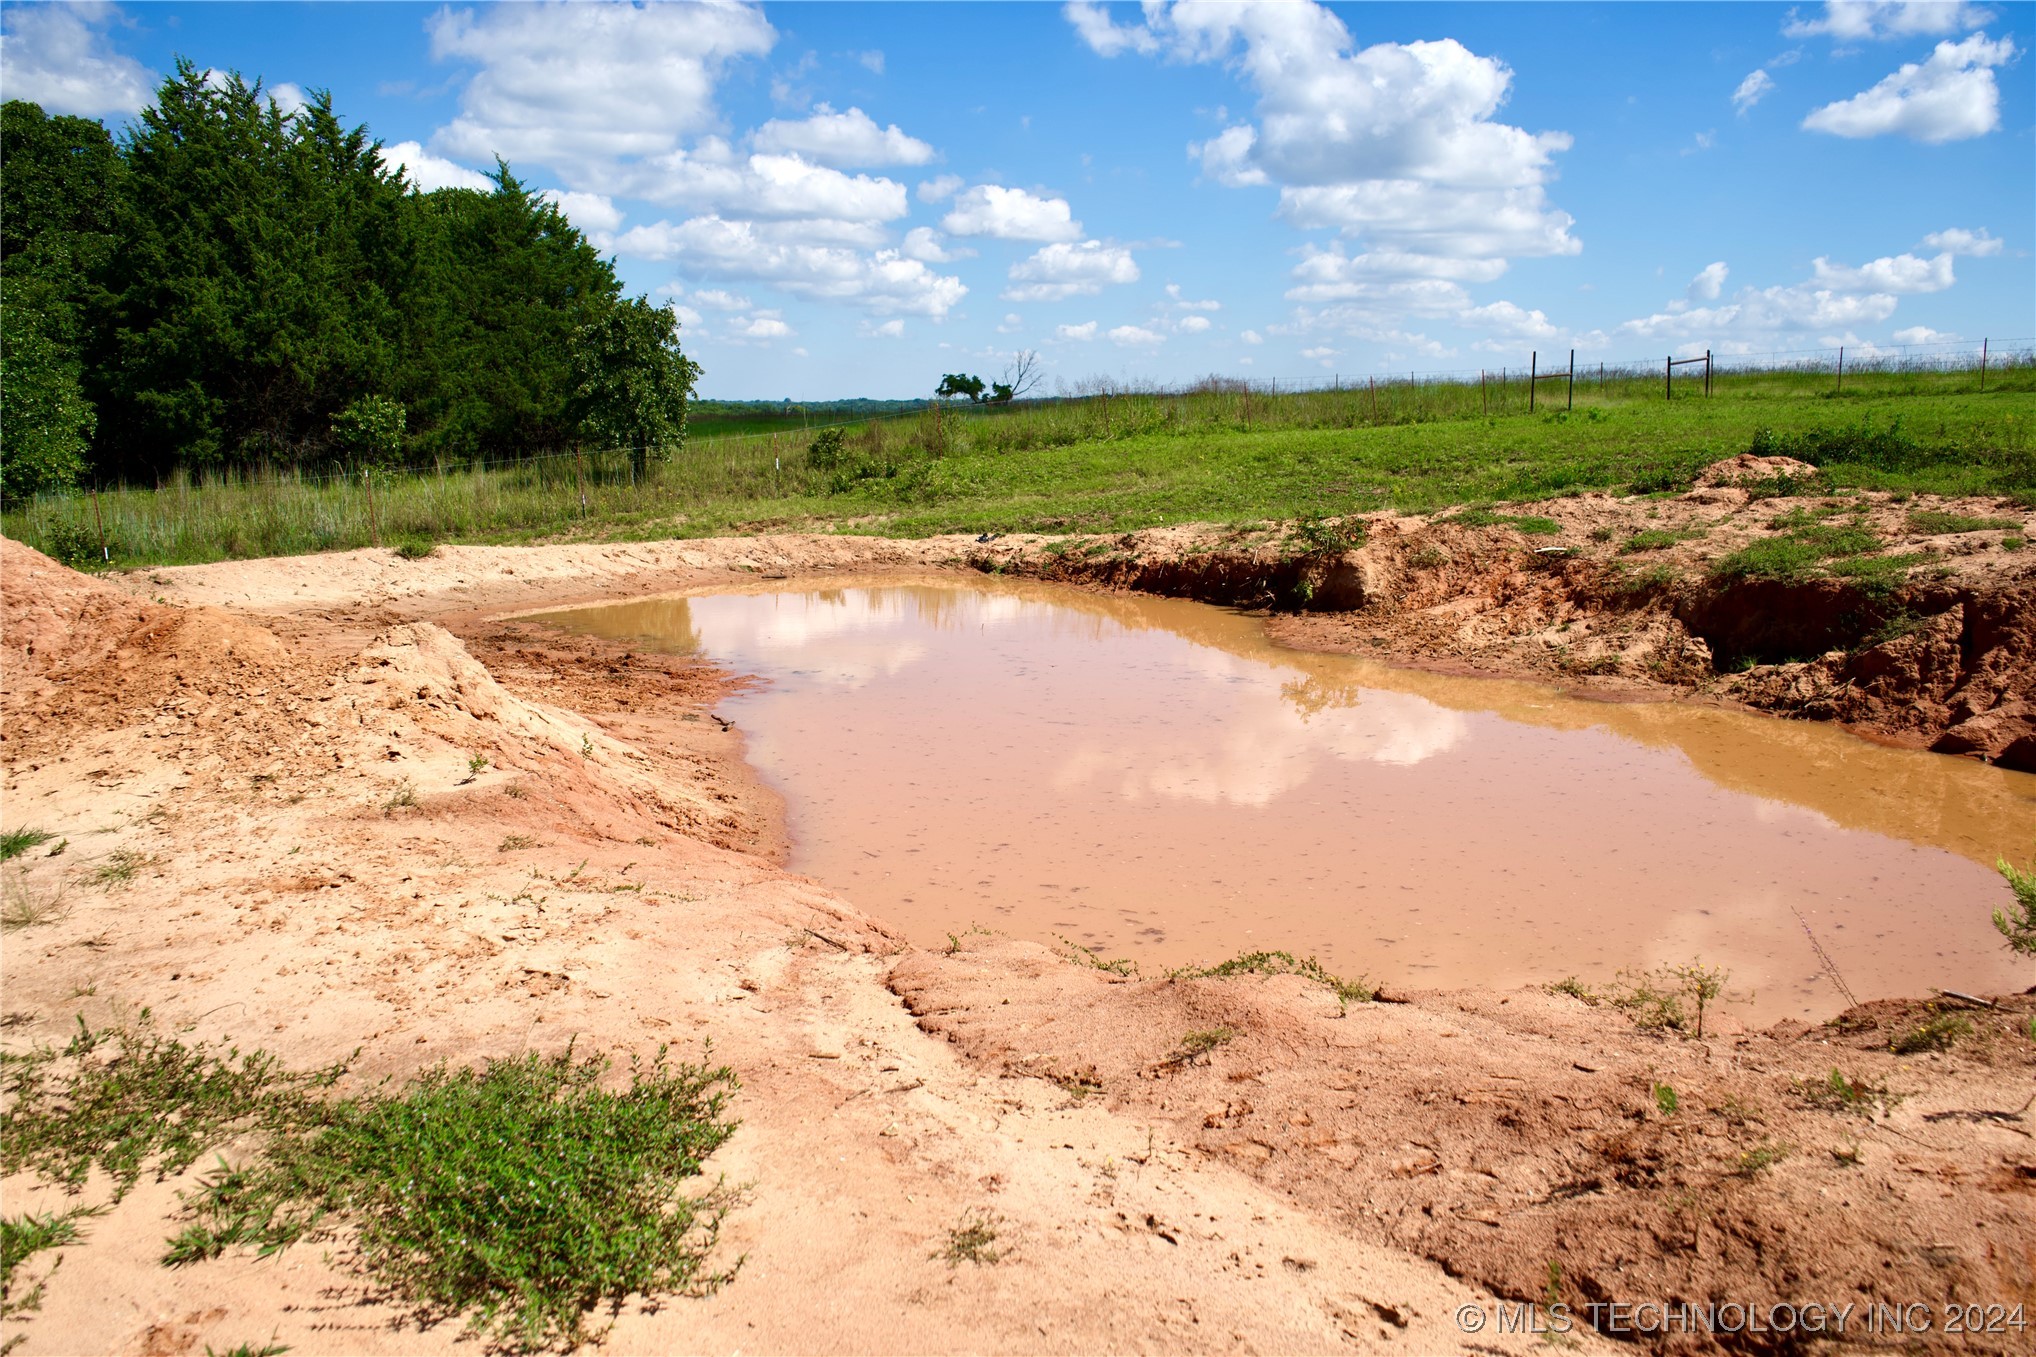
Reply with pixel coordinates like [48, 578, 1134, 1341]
[1994, 855, 2036, 956]
[1653, 1082, 1679, 1115]
[804, 427, 847, 470]
[1890, 1013, 1972, 1054]
[935, 1210, 1001, 1267]
[0, 829, 54, 862]
[1170, 949, 1373, 1012]
[1792, 1067, 1903, 1118]
[393, 537, 438, 560]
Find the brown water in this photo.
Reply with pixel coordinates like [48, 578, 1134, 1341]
[537, 576, 2036, 1021]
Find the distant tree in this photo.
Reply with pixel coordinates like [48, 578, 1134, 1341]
[0, 301, 94, 498]
[569, 297, 700, 476]
[935, 372, 985, 402]
[330, 394, 407, 466]
[1003, 349, 1042, 400]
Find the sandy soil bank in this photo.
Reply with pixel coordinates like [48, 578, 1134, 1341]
[2, 507, 2031, 1355]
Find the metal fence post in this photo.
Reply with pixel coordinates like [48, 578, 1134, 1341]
[1530, 351, 1538, 412]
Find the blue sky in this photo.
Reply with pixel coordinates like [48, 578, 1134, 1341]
[4, 1, 2031, 399]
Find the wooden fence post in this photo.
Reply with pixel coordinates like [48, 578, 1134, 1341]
[1705, 350, 1713, 397]
[362, 468, 381, 548]
[1530, 351, 1538, 413]
[1980, 338, 1988, 393]
[1567, 349, 1575, 411]
[89, 485, 109, 562]
[1369, 375, 1377, 423]
[1665, 355, 1672, 401]
[1836, 345, 1844, 396]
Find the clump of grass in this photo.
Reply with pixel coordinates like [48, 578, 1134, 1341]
[1, 872, 69, 932]
[90, 849, 147, 888]
[393, 537, 439, 560]
[1792, 1067, 1903, 1119]
[497, 834, 539, 852]
[1168, 948, 1373, 1012]
[165, 1045, 740, 1351]
[1622, 527, 1702, 553]
[0, 829, 54, 862]
[381, 779, 418, 813]
[1710, 521, 1884, 584]
[1907, 509, 2020, 535]
[1889, 1012, 1972, 1054]
[935, 1210, 1002, 1267]
[1406, 544, 1449, 568]
[1653, 1082, 1679, 1115]
[1442, 507, 1561, 535]
[1546, 976, 1598, 1003]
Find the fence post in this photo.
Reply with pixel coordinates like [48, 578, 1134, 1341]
[1530, 351, 1538, 413]
[576, 445, 588, 512]
[1836, 345, 1844, 396]
[1980, 338, 1988, 393]
[1481, 369, 1487, 416]
[90, 485, 109, 562]
[1705, 350, 1712, 397]
[362, 468, 381, 548]
[1369, 375, 1377, 423]
[1566, 350, 1574, 411]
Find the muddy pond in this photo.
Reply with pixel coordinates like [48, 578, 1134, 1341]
[537, 575, 2036, 1022]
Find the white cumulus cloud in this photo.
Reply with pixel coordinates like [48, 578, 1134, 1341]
[538, 188, 624, 238]
[612, 216, 966, 317]
[941, 184, 1083, 242]
[1108, 324, 1165, 347]
[916, 173, 965, 203]
[1893, 324, 1961, 343]
[427, 0, 776, 170]
[1689, 261, 1730, 301]
[1459, 300, 1558, 341]
[1175, 315, 1213, 334]
[1003, 240, 1140, 302]
[1803, 32, 2015, 142]
[0, 2, 157, 117]
[1055, 321, 1098, 341]
[384, 141, 496, 193]
[1075, 2, 1577, 278]
[1919, 226, 2002, 256]
[751, 104, 935, 168]
[1732, 69, 1776, 114]
[1784, 2, 1996, 41]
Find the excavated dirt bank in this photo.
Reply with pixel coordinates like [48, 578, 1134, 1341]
[971, 485, 2036, 771]
[3, 505, 2033, 1354]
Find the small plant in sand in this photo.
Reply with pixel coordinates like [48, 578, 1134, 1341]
[90, 849, 147, 888]
[1889, 1011, 1971, 1055]
[1163, 1027, 1236, 1069]
[1055, 935, 1139, 978]
[381, 779, 418, 813]
[459, 753, 490, 785]
[1606, 961, 1729, 1039]
[3, 1204, 103, 1327]
[936, 1210, 1002, 1267]
[204, 1341, 289, 1357]
[0, 828, 54, 862]
[1992, 853, 2036, 964]
[497, 834, 538, 853]
[1545, 976, 1598, 1004]
[1733, 1141, 1791, 1177]
[1792, 1067, 1903, 1119]
[1169, 949, 1373, 1013]
[1, 870, 69, 932]
[1652, 1083, 1679, 1116]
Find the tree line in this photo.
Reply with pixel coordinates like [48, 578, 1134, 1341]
[1, 61, 698, 499]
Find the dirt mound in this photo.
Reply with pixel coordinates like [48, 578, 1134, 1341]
[893, 937, 2036, 1353]
[1694, 453, 1820, 487]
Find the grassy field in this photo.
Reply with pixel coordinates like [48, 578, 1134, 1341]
[9, 361, 2033, 568]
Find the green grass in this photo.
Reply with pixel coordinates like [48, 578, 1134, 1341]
[934, 1210, 1002, 1267]
[3, 1205, 101, 1326]
[1709, 519, 1895, 587]
[1890, 1012, 1973, 1054]
[0, 829, 54, 862]
[8, 378, 2032, 569]
[1906, 508, 2023, 535]
[1, 1019, 740, 1351]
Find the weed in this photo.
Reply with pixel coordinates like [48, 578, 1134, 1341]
[1653, 1083, 1679, 1115]
[90, 849, 147, 888]
[1168, 949, 1373, 1012]
[503, 781, 530, 800]
[579, 732, 595, 758]
[936, 1210, 1002, 1267]
[1511, 516, 1562, 535]
[1285, 514, 1365, 556]
[0, 829, 54, 863]
[1045, 1066, 1104, 1100]
[1622, 527, 1701, 552]
[205, 1342, 289, 1357]
[2004, 536, 2026, 550]
[1907, 509, 2020, 535]
[459, 753, 489, 785]
[2, 1205, 101, 1324]
[162, 1044, 740, 1351]
[393, 537, 438, 560]
[944, 924, 991, 955]
[1793, 1067, 1903, 1119]
[381, 779, 418, 813]
[1406, 544, 1449, 568]
[1055, 935, 1139, 978]
[1711, 1095, 1763, 1127]
[1733, 1142, 1791, 1176]
[1164, 1028, 1236, 1068]
[1606, 961, 1729, 1038]
[1588, 525, 1617, 542]
[497, 834, 538, 852]
[1889, 1013, 1972, 1054]
[1546, 976, 1598, 1004]
[1993, 854, 2036, 957]
[1709, 522, 1884, 585]
[0, 1016, 349, 1198]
